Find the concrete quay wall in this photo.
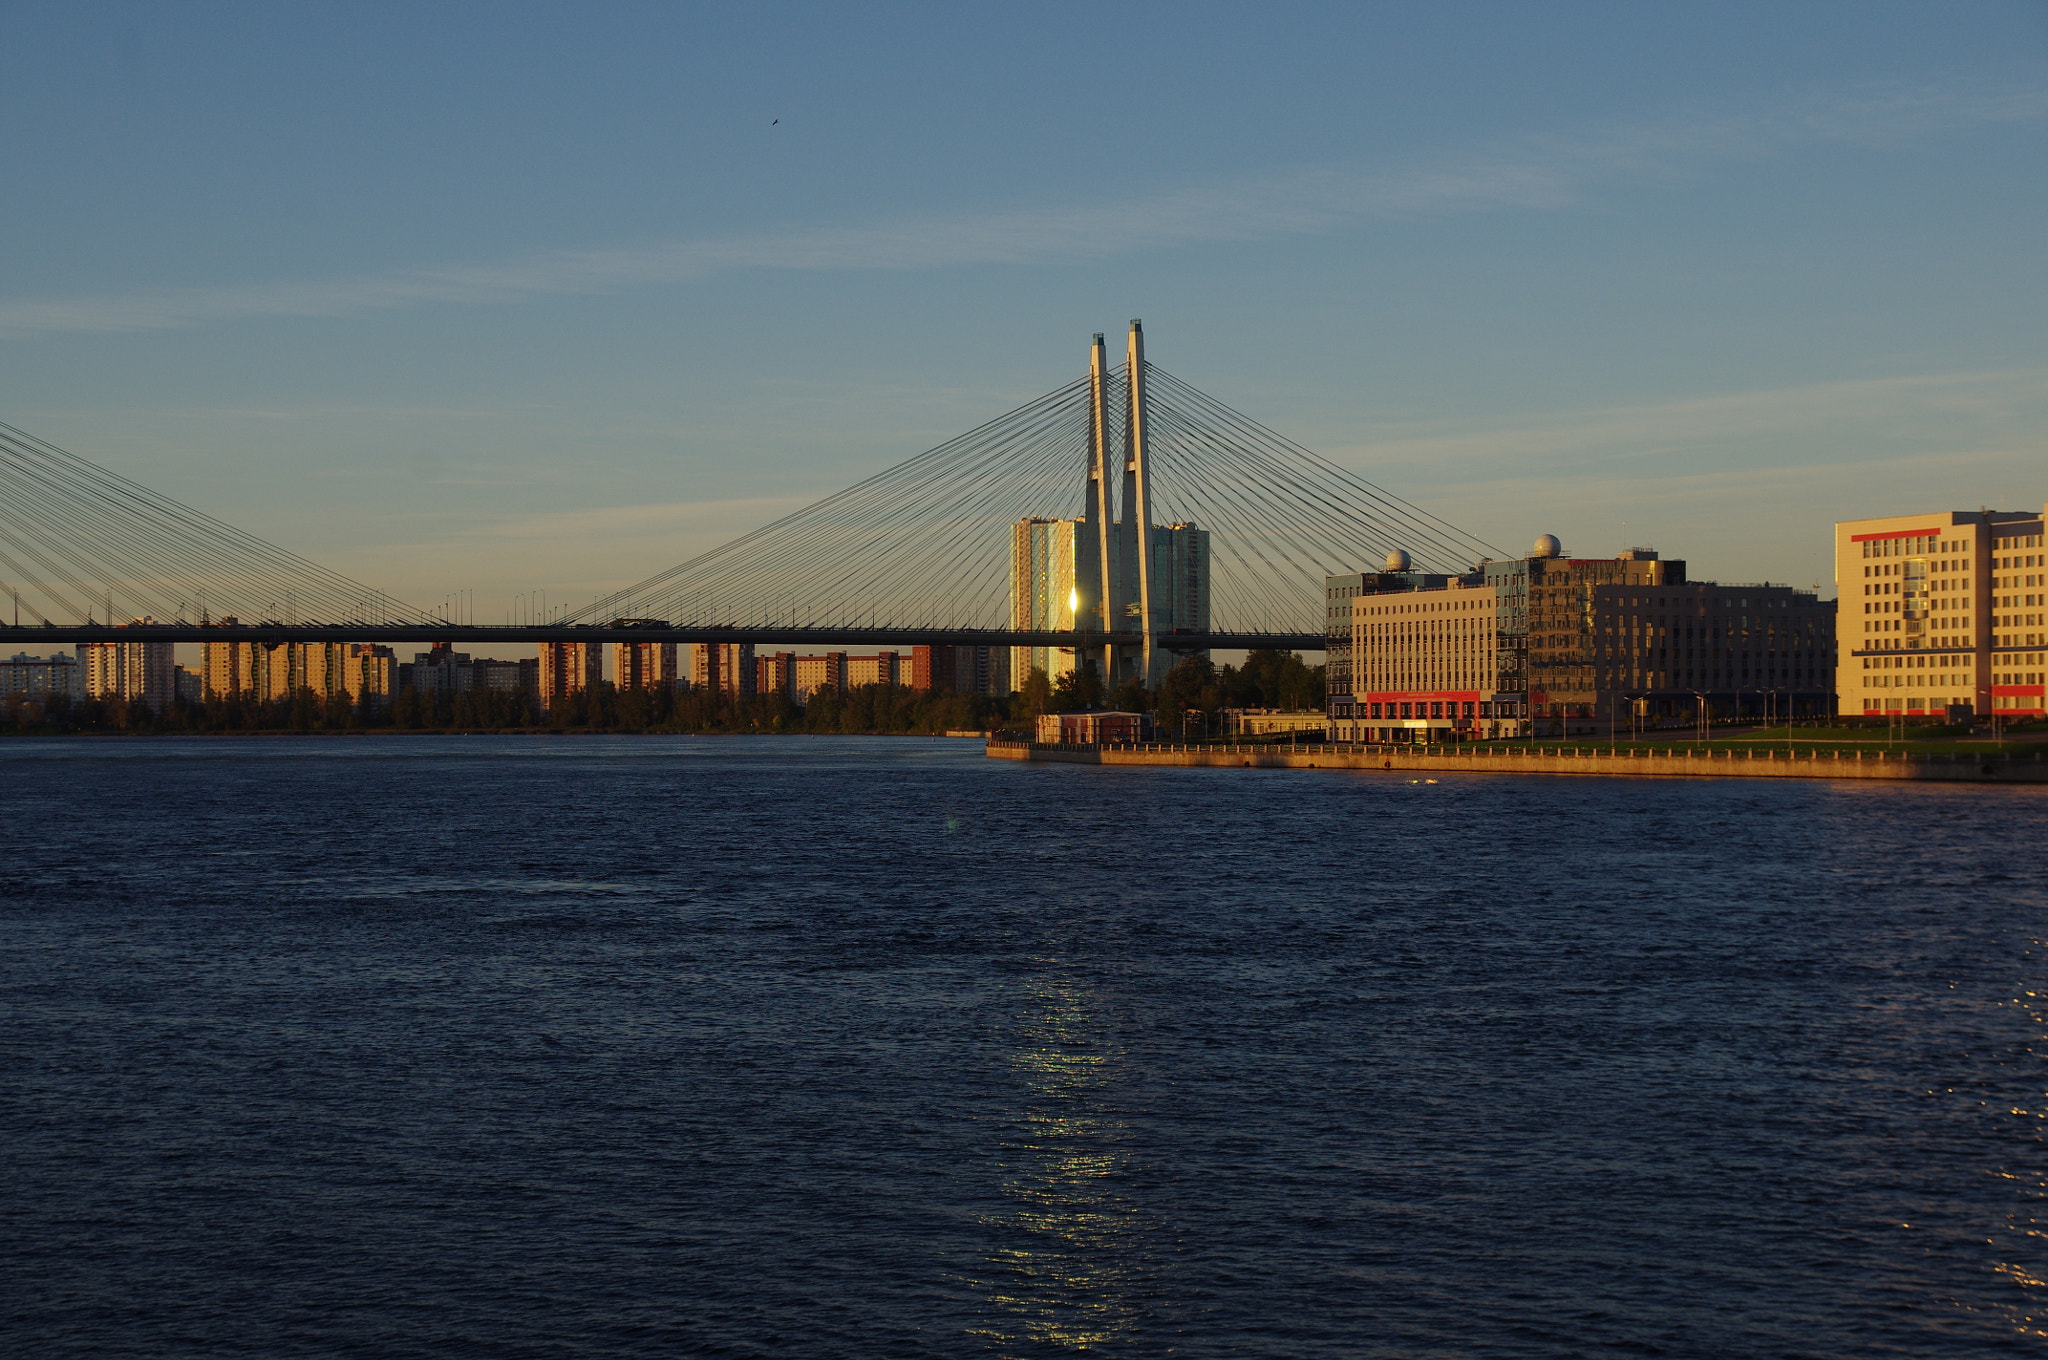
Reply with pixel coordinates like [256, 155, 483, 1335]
[987, 741, 2048, 783]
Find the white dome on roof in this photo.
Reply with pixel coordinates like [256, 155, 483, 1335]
[1384, 548, 1412, 572]
[1531, 534, 1562, 558]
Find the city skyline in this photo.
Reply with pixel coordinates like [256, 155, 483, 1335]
[4, 4, 2044, 618]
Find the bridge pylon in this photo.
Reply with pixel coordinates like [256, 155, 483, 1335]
[1123, 319, 1160, 687]
[1084, 331, 1117, 687]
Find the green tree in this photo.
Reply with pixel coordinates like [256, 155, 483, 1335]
[1049, 658, 1105, 712]
[1017, 666, 1054, 720]
[1221, 649, 1326, 711]
[1155, 654, 1222, 736]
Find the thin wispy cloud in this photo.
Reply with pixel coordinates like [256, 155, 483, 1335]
[4, 80, 2041, 340]
[1335, 367, 2048, 475]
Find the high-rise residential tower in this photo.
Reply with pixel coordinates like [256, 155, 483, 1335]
[1010, 517, 1092, 688]
[80, 620, 175, 709]
[692, 641, 755, 699]
[539, 640, 603, 712]
[610, 621, 678, 693]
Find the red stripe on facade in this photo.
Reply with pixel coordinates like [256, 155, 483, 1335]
[1849, 528, 1942, 542]
[1363, 690, 1480, 703]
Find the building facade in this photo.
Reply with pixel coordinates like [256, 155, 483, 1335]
[403, 645, 474, 696]
[1036, 710, 1148, 744]
[1332, 537, 1834, 741]
[1011, 515, 1210, 690]
[1224, 708, 1329, 737]
[612, 639, 678, 691]
[792, 652, 844, 702]
[80, 621, 176, 709]
[1834, 505, 2046, 719]
[201, 625, 394, 704]
[539, 640, 603, 712]
[1145, 522, 1211, 646]
[845, 652, 900, 688]
[202, 620, 262, 699]
[1011, 517, 1090, 688]
[753, 651, 796, 700]
[471, 657, 534, 694]
[2, 652, 82, 700]
[910, 643, 1005, 696]
[608, 621, 677, 694]
[1324, 558, 1450, 729]
[351, 645, 398, 703]
[1324, 572, 1365, 711]
[692, 641, 755, 699]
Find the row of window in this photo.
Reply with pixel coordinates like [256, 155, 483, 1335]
[1365, 700, 1485, 719]
[1993, 652, 2045, 681]
[1861, 651, 1973, 669]
[1859, 533, 1949, 558]
[1359, 596, 1493, 616]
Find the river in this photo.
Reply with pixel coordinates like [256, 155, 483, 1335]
[2, 735, 2043, 1356]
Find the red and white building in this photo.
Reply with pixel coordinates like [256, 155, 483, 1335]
[1835, 505, 2047, 719]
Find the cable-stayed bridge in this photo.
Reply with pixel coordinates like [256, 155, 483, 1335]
[1, 323, 1501, 667]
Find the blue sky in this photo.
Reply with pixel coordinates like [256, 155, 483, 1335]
[5, 2, 2046, 625]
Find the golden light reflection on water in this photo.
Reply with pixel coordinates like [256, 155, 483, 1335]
[1991, 932, 2048, 1341]
[966, 976, 1140, 1355]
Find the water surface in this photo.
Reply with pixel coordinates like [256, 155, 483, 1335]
[3, 735, 2044, 1357]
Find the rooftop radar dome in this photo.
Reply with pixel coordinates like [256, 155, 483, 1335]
[1384, 548, 1412, 572]
[1532, 534, 1562, 558]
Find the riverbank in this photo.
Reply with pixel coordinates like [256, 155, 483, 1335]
[989, 740, 2048, 782]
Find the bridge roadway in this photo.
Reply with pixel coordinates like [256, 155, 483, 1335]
[6, 623, 1325, 651]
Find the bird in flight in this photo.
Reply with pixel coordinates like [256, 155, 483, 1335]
[771, 118, 779, 126]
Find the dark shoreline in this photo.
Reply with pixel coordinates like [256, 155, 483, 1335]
[1, 727, 990, 739]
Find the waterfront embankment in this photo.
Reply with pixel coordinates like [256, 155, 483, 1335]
[988, 740, 2048, 782]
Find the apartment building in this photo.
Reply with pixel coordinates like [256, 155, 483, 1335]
[1834, 505, 2046, 718]
[911, 643, 1005, 695]
[539, 640, 603, 712]
[845, 652, 900, 688]
[793, 652, 845, 702]
[692, 640, 755, 699]
[608, 620, 677, 693]
[80, 620, 176, 709]
[612, 639, 678, 691]
[1010, 514, 1209, 689]
[756, 651, 796, 700]
[201, 624, 394, 704]
[203, 621, 262, 699]
[351, 645, 398, 703]
[2, 652, 82, 700]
